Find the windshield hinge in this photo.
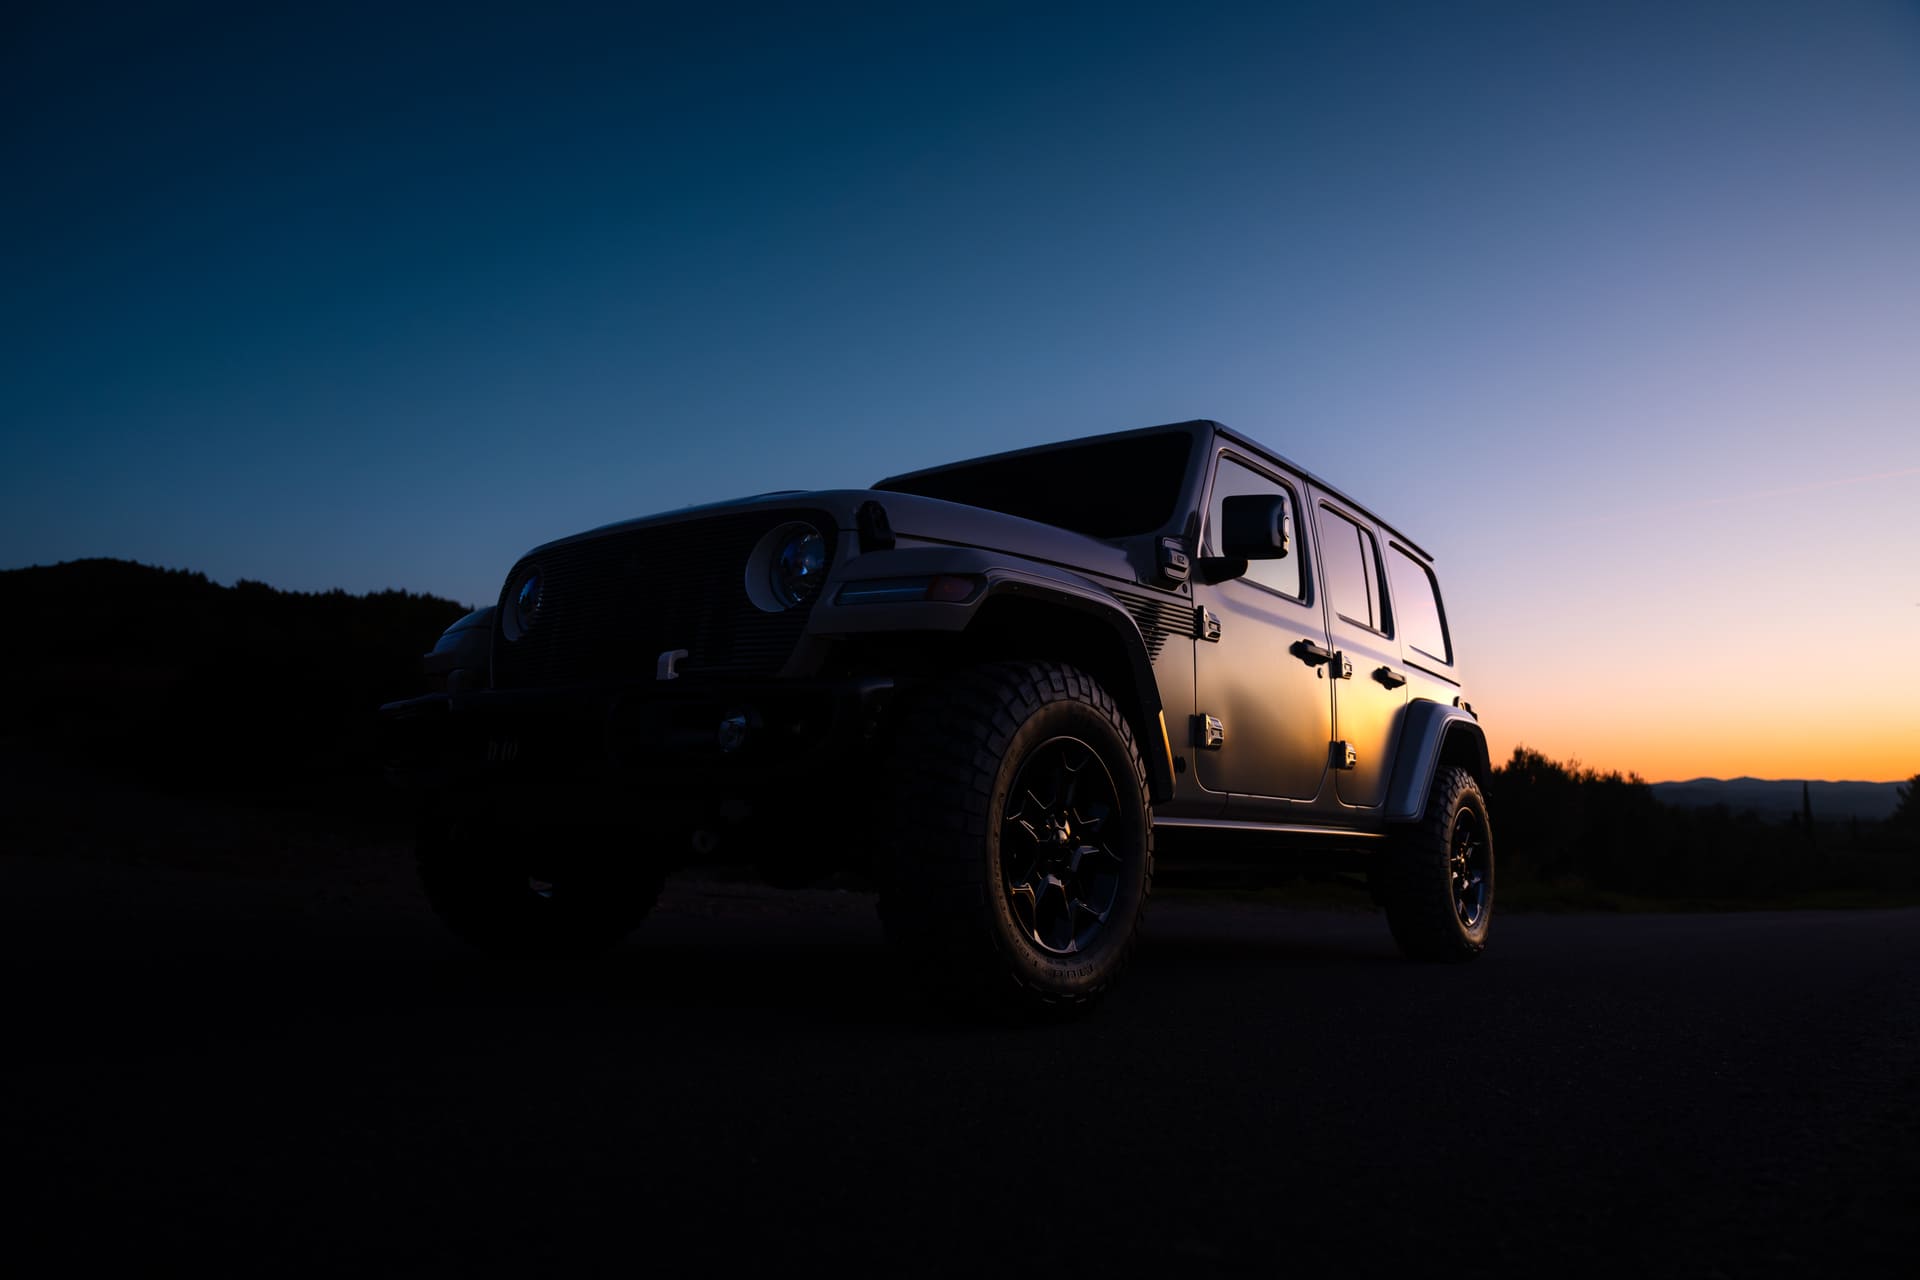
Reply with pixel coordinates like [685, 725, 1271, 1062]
[1158, 537, 1190, 584]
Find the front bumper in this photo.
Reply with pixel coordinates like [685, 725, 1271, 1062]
[378, 677, 895, 798]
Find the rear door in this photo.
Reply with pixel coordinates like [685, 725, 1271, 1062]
[1311, 495, 1406, 810]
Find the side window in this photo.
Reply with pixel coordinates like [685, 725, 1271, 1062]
[1206, 456, 1303, 599]
[1388, 544, 1452, 665]
[1319, 506, 1389, 634]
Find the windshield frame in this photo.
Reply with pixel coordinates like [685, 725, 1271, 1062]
[873, 423, 1208, 542]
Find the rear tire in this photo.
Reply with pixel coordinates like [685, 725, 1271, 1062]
[417, 810, 663, 964]
[879, 661, 1153, 1016]
[1373, 765, 1493, 962]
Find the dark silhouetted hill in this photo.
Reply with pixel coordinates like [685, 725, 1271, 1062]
[1, 558, 466, 802]
[1650, 777, 1901, 822]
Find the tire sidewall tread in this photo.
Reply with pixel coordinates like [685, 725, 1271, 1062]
[1375, 765, 1493, 963]
[881, 660, 1154, 1015]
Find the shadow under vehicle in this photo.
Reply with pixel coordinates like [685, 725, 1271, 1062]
[381, 420, 1493, 1014]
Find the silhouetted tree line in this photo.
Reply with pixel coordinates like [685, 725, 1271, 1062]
[6, 559, 1916, 897]
[1492, 747, 1920, 899]
[2, 559, 467, 808]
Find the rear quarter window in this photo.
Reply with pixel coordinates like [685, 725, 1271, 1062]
[1387, 545, 1451, 665]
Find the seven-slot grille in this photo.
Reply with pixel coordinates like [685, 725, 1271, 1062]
[1113, 589, 1195, 662]
[492, 510, 831, 689]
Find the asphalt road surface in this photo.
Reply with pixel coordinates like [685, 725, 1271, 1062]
[5, 849, 1915, 1277]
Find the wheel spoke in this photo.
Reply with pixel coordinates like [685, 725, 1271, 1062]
[1071, 798, 1109, 837]
[1007, 879, 1039, 934]
[1016, 789, 1051, 829]
[1056, 752, 1083, 811]
[1037, 875, 1073, 951]
[1067, 896, 1110, 933]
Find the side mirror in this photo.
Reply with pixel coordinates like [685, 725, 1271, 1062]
[1221, 494, 1290, 560]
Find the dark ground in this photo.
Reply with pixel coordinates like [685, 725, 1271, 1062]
[5, 794, 1917, 1277]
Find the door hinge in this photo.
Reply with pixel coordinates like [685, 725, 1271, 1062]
[1195, 714, 1225, 750]
[1331, 740, 1357, 770]
[1196, 606, 1222, 642]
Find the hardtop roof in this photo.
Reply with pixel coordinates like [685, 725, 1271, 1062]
[877, 419, 1433, 562]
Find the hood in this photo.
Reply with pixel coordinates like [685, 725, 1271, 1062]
[860, 490, 1139, 582]
[521, 488, 1140, 585]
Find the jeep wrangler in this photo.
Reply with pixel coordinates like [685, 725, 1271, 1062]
[381, 420, 1493, 1012]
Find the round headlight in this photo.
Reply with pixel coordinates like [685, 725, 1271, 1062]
[771, 525, 827, 606]
[505, 567, 543, 640]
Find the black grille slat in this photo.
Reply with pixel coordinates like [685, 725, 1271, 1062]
[1114, 590, 1194, 662]
[493, 510, 828, 688]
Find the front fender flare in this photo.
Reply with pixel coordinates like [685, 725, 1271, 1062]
[973, 573, 1173, 804]
[808, 549, 1174, 803]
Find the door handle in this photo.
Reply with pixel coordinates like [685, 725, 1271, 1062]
[1290, 638, 1335, 667]
[1373, 666, 1407, 689]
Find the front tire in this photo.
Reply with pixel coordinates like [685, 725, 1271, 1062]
[879, 662, 1153, 1015]
[1372, 765, 1494, 962]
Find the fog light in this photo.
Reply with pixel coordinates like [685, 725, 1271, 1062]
[717, 712, 751, 753]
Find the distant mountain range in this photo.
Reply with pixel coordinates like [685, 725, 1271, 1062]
[1650, 778, 1903, 823]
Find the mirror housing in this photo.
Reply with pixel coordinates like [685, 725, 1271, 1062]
[1195, 554, 1249, 584]
[1220, 494, 1290, 560]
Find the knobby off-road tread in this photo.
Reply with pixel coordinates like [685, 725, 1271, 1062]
[879, 661, 1153, 1015]
[1375, 765, 1490, 962]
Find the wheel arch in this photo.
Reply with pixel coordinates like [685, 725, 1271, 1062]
[1385, 701, 1491, 823]
[956, 586, 1175, 804]
[810, 551, 1176, 804]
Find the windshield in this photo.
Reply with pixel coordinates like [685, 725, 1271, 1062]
[876, 432, 1193, 539]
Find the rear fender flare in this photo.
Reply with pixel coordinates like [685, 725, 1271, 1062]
[1386, 701, 1491, 823]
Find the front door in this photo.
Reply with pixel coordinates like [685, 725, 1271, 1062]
[1191, 452, 1332, 803]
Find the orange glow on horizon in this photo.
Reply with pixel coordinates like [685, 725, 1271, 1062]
[1453, 464, 1918, 787]
[1480, 704, 1916, 784]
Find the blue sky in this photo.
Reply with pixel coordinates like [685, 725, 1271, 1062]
[5, 1, 1918, 777]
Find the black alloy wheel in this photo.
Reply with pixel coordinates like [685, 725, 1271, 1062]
[1449, 801, 1491, 931]
[1001, 735, 1128, 956]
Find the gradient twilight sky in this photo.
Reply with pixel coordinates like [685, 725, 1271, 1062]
[5, 1, 1918, 781]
